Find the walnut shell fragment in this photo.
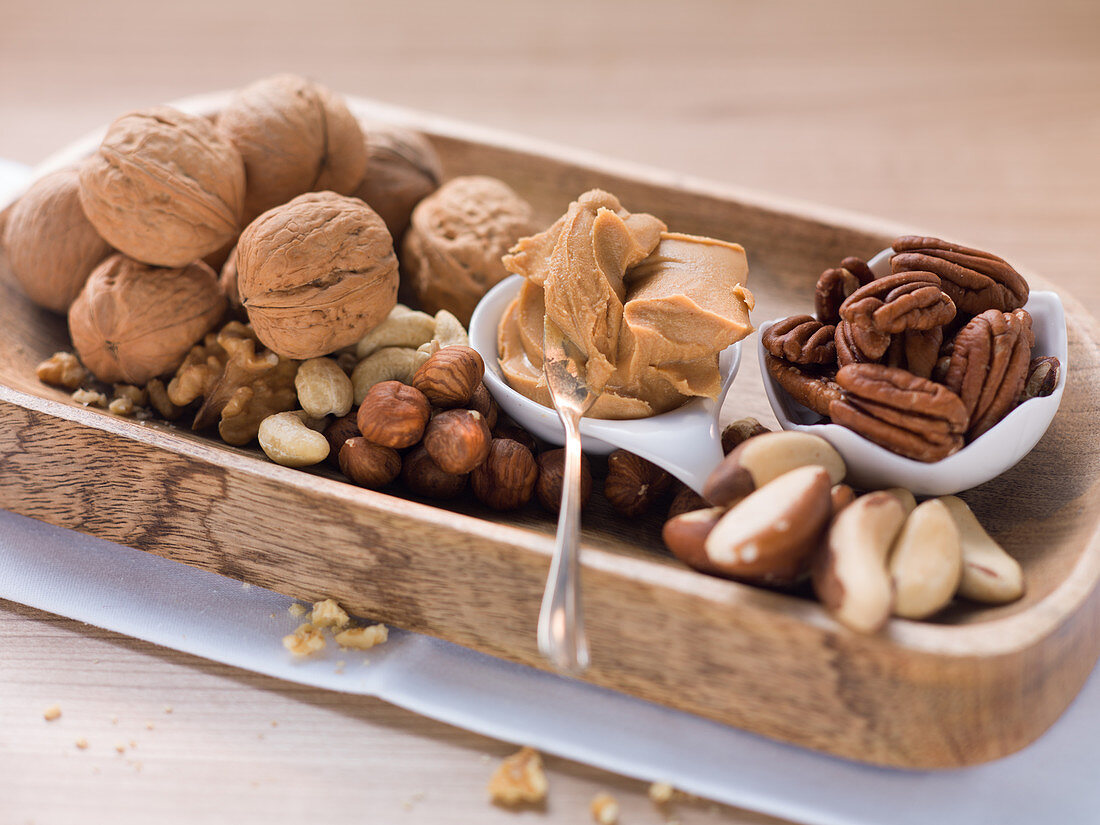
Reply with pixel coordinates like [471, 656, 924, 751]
[217, 74, 367, 223]
[2, 167, 111, 312]
[79, 107, 246, 267]
[237, 192, 399, 359]
[68, 254, 227, 385]
[352, 124, 442, 244]
[403, 176, 535, 325]
[891, 236, 1029, 315]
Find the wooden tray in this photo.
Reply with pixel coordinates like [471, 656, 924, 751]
[2, 93, 1099, 769]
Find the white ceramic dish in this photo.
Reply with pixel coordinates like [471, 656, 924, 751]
[469, 275, 742, 494]
[758, 248, 1068, 495]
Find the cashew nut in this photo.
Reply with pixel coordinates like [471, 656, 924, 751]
[882, 487, 917, 515]
[355, 304, 436, 359]
[351, 347, 429, 403]
[258, 411, 330, 467]
[814, 491, 908, 633]
[295, 357, 354, 418]
[433, 309, 470, 348]
[888, 499, 962, 619]
[938, 495, 1024, 604]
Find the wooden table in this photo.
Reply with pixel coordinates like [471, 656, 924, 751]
[1, 1, 1097, 821]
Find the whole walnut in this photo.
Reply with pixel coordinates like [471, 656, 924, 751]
[78, 107, 246, 268]
[352, 124, 442, 244]
[236, 192, 398, 359]
[403, 176, 535, 325]
[68, 254, 227, 384]
[1, 167, 111, 312]
[218, 74, 367, 223]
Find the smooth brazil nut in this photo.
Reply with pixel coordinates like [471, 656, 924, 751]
[704, 465, 833, 584]
[663, 507, 727, 575]
[938, 496, 1024, 604]
[258, 411, 330, 468]
[813, 491, 908, 633]
[295, 357, 354, 418]
[703, 430, 846, 506]
[888, 499, 962, 619]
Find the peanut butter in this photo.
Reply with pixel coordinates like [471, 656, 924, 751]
[497, 190, 754, 418]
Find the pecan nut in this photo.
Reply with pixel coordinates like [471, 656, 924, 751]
[885, 327, 943, 379]
[814, 256, 874, 324]
[764, 354, 842, 418]
[891, 236, 1029, 315]
[1021, 355, 1060, 401]
[830, 364, 968, 461]
[944, 309, 1034, 438]
[761, 315, 836, 365]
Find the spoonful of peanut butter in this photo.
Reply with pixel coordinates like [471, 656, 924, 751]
[498, 190, 754, 419]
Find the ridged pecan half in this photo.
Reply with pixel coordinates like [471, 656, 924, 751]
[944, 308, 1034, 438]
[885, 327, 943, 379]
[764, 354, 842, 417]
[891, 236, 1029, 315]
[1021, 355, 1060, 401]
[762, 315, 836, 365]
[815, 256, 875, 324]
[830, 364, 968, 461]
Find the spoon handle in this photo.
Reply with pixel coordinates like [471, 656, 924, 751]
[537, 406, 590, 674]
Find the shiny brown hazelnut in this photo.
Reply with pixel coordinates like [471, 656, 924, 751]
[471, 438, 539, 510]
[2, 167, 111, 312]
[357, 380, 430, 448]
[401, 446, 468, 499]
[492, 422, 539, 455]
[351, 124, 442, 244]
[78, 107, 246, 267]
[468, 382, 499, 430]
[324, 411, 363, 468]
[423, 409, 492, 474]
[410, 345, 484, 408]
[236, 192, 398, 359]
[68, 254, 227, 384]
[535, 447, 592, 514]
[218, 74, 368, 223]
[667, 484, 710, 519]
[339, 437, 401, 488]
[720, 417, 771, 455]
[603, 450, 672, 517]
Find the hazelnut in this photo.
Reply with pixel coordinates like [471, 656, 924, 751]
[339, 437, 402, 489]
[603, 450, 672, 516]
[467, 382, 499, 429]
[79, 106, 246, 267]
[403, 176, 535, 324]
[2, 168, 111, 312]
[68, 254, 227, 384]
[357, 380, 430, 448]
[667, 484, 710, 519]
[323, 411, 362, 468]
[411, 345, 484, 408]
[535, 447, 592, 513]
[423, 409, 492, 474]
[492, 422, 539, 454]
[720, 417, 771, 455]
[236, 192, 398, 359]
[352, 124, 442, 244]
[218, 75, 367, 223]
[471, 438, 538, 510]
[401, 446, 468, 499]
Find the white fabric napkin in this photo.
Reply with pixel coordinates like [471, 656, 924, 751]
[2, 160, 1094, 825]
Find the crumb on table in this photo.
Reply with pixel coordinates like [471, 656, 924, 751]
[487, 746, 548, 807]
[649, 781, 675, 804]
[333, 624, 388, 650]
[591, 792, 620, 825]
[310, 598, 350, 628]
[282, 622, 326, 657]
[43, 704, 62, 721]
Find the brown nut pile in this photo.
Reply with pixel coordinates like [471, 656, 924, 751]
[764, 237, 1060, 461]
[662, 428, 1024, 631]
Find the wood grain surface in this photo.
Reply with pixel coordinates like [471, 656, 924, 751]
[1, 0, 1098, 822]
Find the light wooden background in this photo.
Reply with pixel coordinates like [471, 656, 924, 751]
[1, 1, 1097, 823]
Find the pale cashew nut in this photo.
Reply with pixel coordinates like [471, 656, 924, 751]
[295, 357, 354, 418]
[355, 304, 436, 359]
[433, 309, 470, 348]
[258, 411, 330, 467]
[938, 495, 1024, 604]
[888, 499, 962, 619]
[813, 491, 908, 633]
[351, 347, 430, 403]
[882, 487, 917, 515]
[417, 339, 441, 358]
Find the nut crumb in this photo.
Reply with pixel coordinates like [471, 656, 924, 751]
[108, 396, 135, 416]
[333, 624, 388, 650]
[487, 746, 548, 807]
[649, 781, 674, 804]
[145, 722, 154, 731]
[590, 792, 620, 825]
[288, 603, 307, 618]
[43, 704, 62, 721]
[241, 582, 252, 590]
[164, 706, 173, 714]
[114, 743, 126, 754]
[72, 388, 108, 407]
[75, 738, 88, 750]
[129, 740, 137, 749]
[36, 352, 86, 389]
[270, 721, 278, 728]
[310, 598, 350, 628]
[111, 716, 119, 725]
[282, 622, 326, 657]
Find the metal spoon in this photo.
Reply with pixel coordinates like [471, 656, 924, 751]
[537, 316, 600, 673]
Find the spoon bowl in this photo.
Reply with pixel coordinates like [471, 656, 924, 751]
[469, 276, 743, 494]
